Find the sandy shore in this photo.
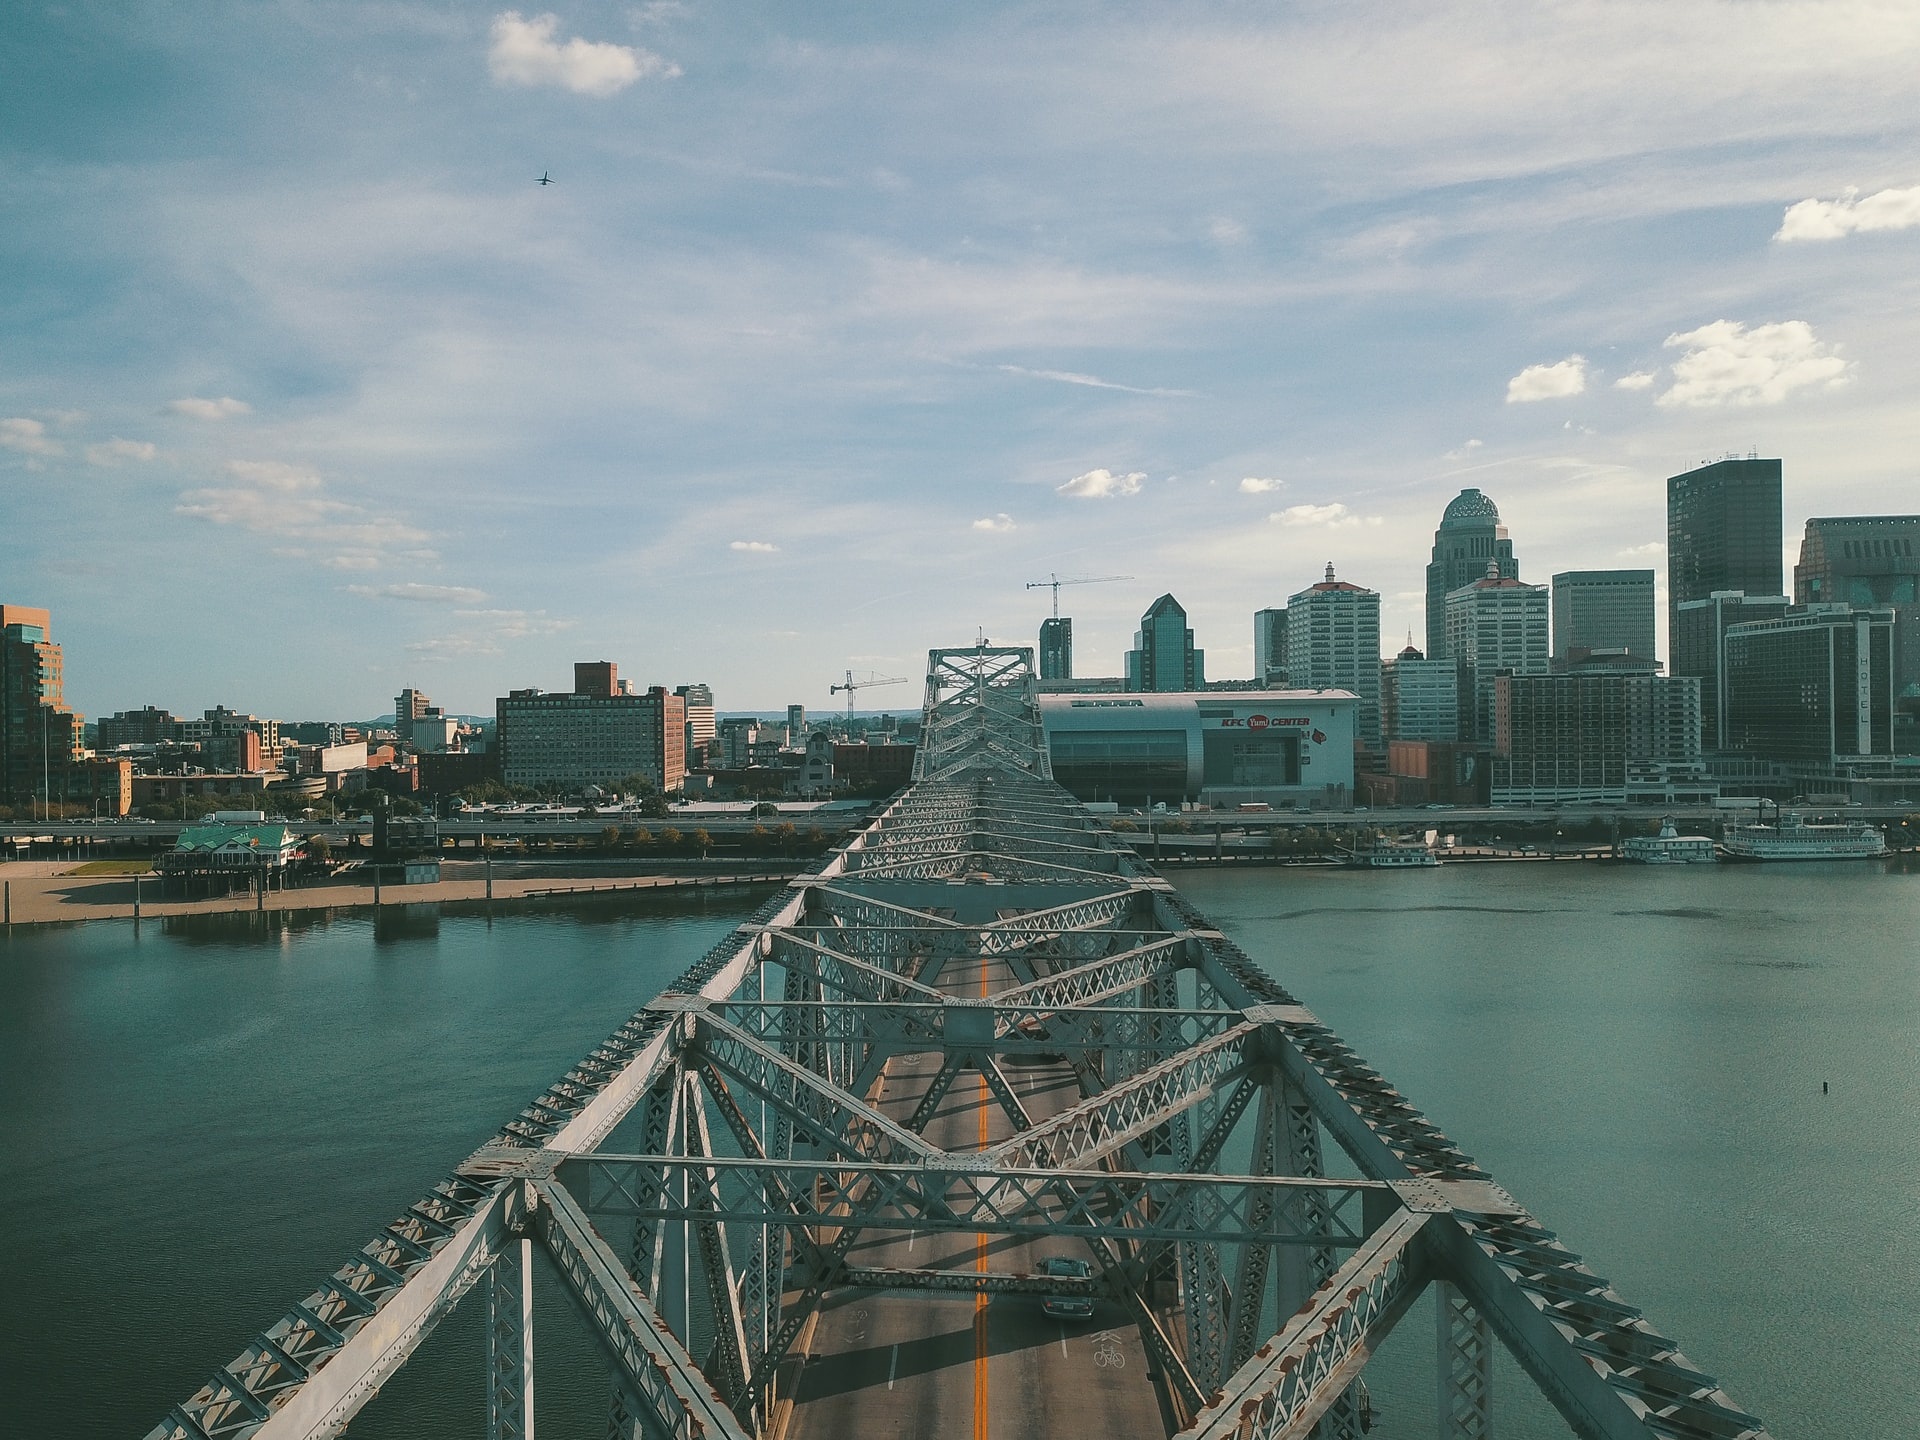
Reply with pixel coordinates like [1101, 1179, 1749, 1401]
[0, 859, 796, 927]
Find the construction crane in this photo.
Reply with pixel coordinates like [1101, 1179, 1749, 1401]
[1025, 573, 1134, 618]
[829, 669, 907, 734]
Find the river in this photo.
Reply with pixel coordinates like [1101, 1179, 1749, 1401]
[3, 859, 1915, 1437]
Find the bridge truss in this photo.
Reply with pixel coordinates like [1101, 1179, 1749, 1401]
[145, 643, 1769, 1440]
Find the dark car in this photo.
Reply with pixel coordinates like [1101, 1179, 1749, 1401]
[1040, 1256, 1094, 1319]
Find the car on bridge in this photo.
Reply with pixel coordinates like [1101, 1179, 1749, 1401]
[1040, 1256, 1094, 1319]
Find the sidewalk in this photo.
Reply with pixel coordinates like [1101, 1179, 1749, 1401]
[0, 860, 791, 927]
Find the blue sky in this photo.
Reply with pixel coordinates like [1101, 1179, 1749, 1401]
[5, 1, 1919, 719]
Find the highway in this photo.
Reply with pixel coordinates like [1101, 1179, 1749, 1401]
[785, 950, 1163, 1440]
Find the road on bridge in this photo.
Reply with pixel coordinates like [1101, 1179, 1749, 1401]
[785, 950, 1164, 1440]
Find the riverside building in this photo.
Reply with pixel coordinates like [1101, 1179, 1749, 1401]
[1724, 607, 1905, 794]
[1038, 690, 1356, 808]
[1673, 591, 1791, 751]
[1491, 672, 1709, 806]
[1284, 564, 1382, 750]
[1795, 516, 1920, 746]
[496, 661, 686, 792]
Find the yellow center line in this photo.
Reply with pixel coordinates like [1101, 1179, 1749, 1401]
[973, 955, 992, 1440]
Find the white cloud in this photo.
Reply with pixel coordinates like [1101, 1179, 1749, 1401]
[1442, 439, 1483, 461]
[1505, 355, 1587, 403]
[1613, 371, 1657, 391]
[972, 513, 1015, 532]
[730, 539, 779, 552]
[1209, 216, 1249, 244]
[488, 11, 678, 95]
[407, 609, 574, 659]
[176, 458, 429, 570]
[167, 396, 251, 420]
[347, 582, 489, 604]
[0, 417, 63, 457]
[85, 438, 158, 466]
[998, 365, 1196, 398]
[1656, 320, 1850, 408]
[1619, 541, 1666, 557]
[1776, 184, 1920, 242]
[1057, 468, 1144, 499]
[1270, 502, 1379, 528]
[1238, 477, 1282, 494]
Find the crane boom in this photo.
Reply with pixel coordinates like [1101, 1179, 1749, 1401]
[828, 670, 907, 733]
[1024, 573, 1135, 618]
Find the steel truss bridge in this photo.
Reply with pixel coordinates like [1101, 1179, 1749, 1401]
[145, 644, 1770, 1440]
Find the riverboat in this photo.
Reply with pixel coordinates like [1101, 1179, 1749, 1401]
[1720, 813, 1889, 862]
[1620, 817, 1716, 865]
[1351, 840, 1439, 868]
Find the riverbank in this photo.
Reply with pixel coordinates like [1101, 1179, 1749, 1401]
[0, 858, 799, 927]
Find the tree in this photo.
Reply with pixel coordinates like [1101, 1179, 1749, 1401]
[627, 827, 653, 848]
[659, 826, 682, 850]
[599, 825, 622, 852]
[637, 793, 670, 819]
[747, 823, 772, 852]
[687, 828, 713, 857]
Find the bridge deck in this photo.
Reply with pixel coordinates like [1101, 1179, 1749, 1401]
[788, 949, 1161, 1440]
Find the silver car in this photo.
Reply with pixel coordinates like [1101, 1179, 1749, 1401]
[1040, 1256, 1093, 1319]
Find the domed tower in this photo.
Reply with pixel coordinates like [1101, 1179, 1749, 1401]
[1425, 488, 1517, 659]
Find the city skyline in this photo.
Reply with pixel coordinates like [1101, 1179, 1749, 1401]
[6, 4, 1920, 715]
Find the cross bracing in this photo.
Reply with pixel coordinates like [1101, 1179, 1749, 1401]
[144, 641, 1770, 1440]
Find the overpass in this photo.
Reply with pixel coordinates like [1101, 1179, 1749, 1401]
[142, 643, 1770, 1440]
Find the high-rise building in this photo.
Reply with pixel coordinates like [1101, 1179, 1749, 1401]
[1038, 617, 1073, 681]
[1444, 562, 1549, 742]
[1492, 673, 1707, 805]
[1, 603, 127, 815]
[1552, 570, 1657, 663]
[675, 683, 716, 762]
[787, 704, 807, 742]
[1666, 457, 1782, 660]
[1253, 608, 1287, 686]
[1672, 591, 1791, 751]
[97, 705, 181, 749]
[1126, 594, 1205, 692]
[1284, 564, 1382, 749]
[394, 687, 447, 745]
[1725, 608, 1897, 771]
[1425, 489, 1517, 660]
[1382, 644, 1459, 743]
[497, 667, 685, 791]
[1795, 516, 1920, 707]
[1, 603, 82, 806]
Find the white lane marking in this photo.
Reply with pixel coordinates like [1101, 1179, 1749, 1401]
[888, 1343, 899, 1390]
[908, 1229, 916, 1253]
[1058, 1324, 1068, 1358]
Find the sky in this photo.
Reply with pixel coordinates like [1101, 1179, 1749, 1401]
[4, 1, 1919, 720]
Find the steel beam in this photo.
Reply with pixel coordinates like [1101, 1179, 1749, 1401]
[1180, 1209, 1432, 1440]
[486, 1238, 535, 1440]
[532, 1180, 753, 1440]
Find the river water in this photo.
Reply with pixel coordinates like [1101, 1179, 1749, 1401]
[4, 861, 1915, 1438]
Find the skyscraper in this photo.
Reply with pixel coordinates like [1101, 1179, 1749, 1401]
[1038, 617, 1072, 681]
[1444, 562, 1550, 742]
[1126, 594, 1205, 692]
[1285, 564, 1382, 749]
[1253, 607, 1287, 686]
[675, 683, 716, 760]
[1425, 489, 1517, 660]
[1666, 457, 1782, 658]
[1382, 644, 1459, 743]
[1674, 591, 1791, 750]
[1795, 515, 1920, 704]
[1552, 570, 1657, 663]
[0, 603, 89, 810]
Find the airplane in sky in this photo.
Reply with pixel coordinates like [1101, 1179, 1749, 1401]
[536, 172, 554, 186]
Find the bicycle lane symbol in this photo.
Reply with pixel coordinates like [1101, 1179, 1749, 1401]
[1090, 1331, 1126, 1370]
